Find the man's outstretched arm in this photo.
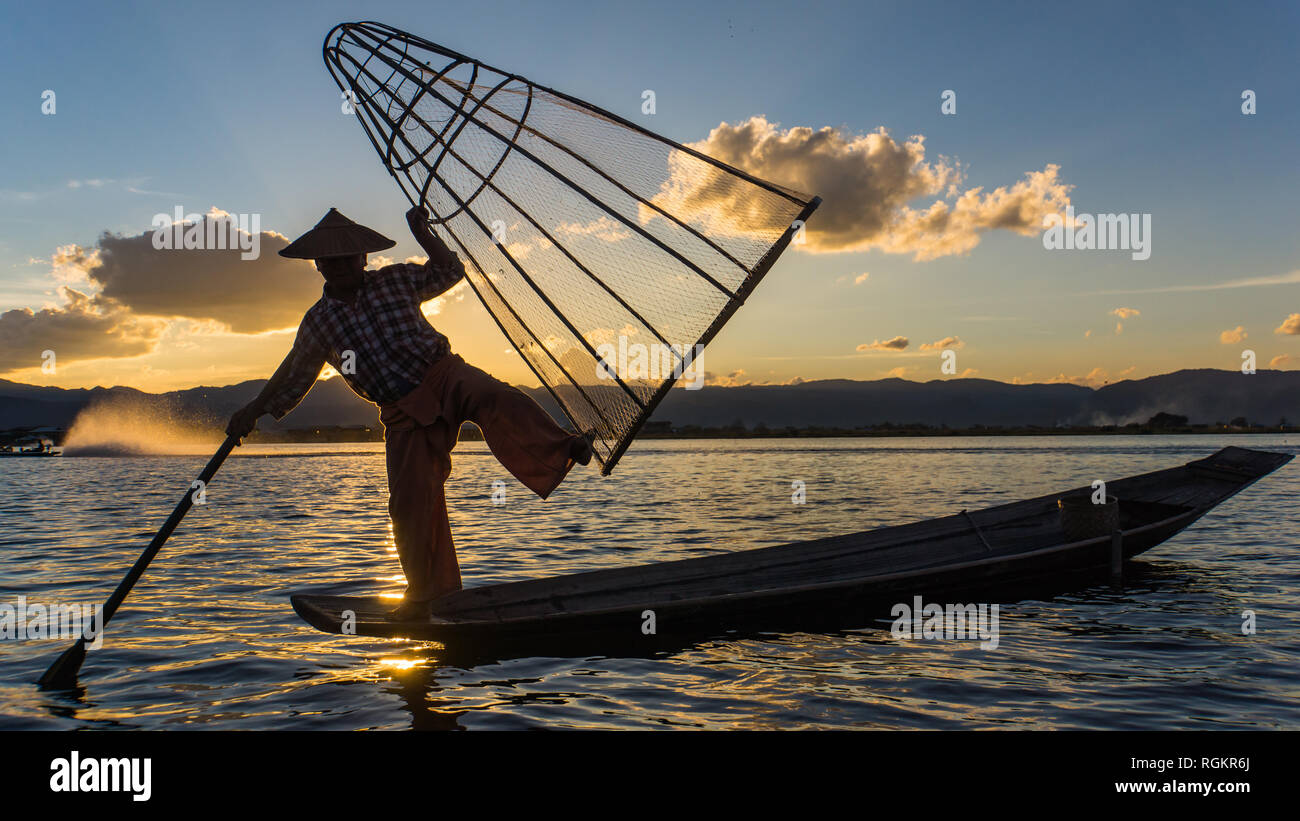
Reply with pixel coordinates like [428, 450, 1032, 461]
[226, 341, 325, 439]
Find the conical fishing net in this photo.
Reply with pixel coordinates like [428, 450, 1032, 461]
[324, 21, 820, 473]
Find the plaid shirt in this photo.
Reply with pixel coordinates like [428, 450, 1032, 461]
[264, 256, 466, 419]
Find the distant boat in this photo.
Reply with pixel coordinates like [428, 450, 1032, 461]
[0, 437, 63, 457]
[293, 446, 1292, 650]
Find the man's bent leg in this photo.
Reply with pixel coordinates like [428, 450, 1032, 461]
[445, 357, 584, 499]
[384, 419, 462, 603]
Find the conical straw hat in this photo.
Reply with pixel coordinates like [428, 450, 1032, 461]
[278, 208, 396, 259]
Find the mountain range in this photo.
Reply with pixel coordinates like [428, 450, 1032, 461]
[1, 369, 1296, 432]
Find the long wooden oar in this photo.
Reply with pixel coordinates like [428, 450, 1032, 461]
[37, 435, 240, 689]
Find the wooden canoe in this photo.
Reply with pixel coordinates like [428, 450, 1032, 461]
[292, 446, 1291, 647]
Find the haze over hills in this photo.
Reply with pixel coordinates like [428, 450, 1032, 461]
[2, 369, 1296, 432]
[650, 370, 1299, 429]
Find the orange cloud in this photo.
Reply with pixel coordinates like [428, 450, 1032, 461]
[653, 116, 1072, 260]
[857, 336, 909, 351]
[1048, 367, 1110, 387]
[52, 214, 319, 334]
[919, 335, 963, 351]
[0, 287, 165, 370]
[1220, 326, 1247, 344]
[1274, 313, 1300, 335]
[703, 368, 750, 387]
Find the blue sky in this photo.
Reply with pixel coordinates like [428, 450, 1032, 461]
[2, 0, 1298, 391]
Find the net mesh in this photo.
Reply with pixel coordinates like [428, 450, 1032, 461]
[325, 22, 819, 474]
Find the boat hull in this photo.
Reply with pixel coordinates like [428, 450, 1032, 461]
[292, 446, 1292, 647]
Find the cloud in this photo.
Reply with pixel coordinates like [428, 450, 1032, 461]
[42, 244, 102, 285]
[857, 336, 909, 351]
[0, 287, 166, 370]
[690, 371, 811, 388]
[126, 185, 186, 197]
[1083, 269, 1300, 296]
[884, 366, 909, 378]
[3, 209, 363, 371]
[1270, 354, 1295, 368]
[498, 218, 626, 263]
[1220, 326, 1247, 344]
[1274, 313, 1300, 335]
[695, 370, 815, 388]
[703, 368, 750, 387]
[340, 252, 466, 316]
[1084, 329, 1092, 338]
[650, 116, 1072, 260]
[582, 324, 642, 348]
[555, 216, 632, 243]
[1110, 308, 1138, 335]
[919, 335, 963, 351]
[874, 166, 1072, 261]
[1048, 367, 1110, 387]
[2, 176, 179, 202]
[854, 272, 870, 285]
[502, 235, 554, 261]
[420, 271, 468, 317]
[53, 213, 319, 334]
[66, 178, 112, 189]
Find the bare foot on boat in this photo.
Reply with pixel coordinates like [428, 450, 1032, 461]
[386, 598, 433, 621]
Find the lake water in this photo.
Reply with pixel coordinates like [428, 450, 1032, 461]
[1, 435, 1296, 729]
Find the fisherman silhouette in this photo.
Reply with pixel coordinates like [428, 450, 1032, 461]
[227, 207, 592, 620]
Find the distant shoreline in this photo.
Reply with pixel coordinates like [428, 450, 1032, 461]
[3, 422, 1292, 448]
[198, 422, 1300, 444]
[642, 427, 1293, 438]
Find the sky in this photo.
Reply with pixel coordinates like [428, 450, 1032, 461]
[2, 0, 1298, 393]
